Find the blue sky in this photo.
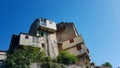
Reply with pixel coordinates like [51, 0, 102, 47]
[0, 0, 120, 67]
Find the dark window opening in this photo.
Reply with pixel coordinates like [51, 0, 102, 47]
[25, 36, 29, 39]
[69, 39, 74, 43]
[44, 19, 46, 23]
[41, 19, 46, 26]
[41, 33, 44, 37]
[58, 45, 63, 52]
[42, 43, 45, 48]
[76, 45, 82, 50]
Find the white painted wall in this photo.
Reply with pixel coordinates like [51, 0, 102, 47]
[0, 51, 6, 60]
[39, 18, 57, 30]
[19, 34, 45, 48]
[46, 20, 56, 30]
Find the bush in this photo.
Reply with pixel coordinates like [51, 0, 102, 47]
[57, 51, 77, 65]
[44, 56, 52, 62]
[41, 62, 66, 68]
[4, 46, 45, 68]
[102, 62, 112, 68]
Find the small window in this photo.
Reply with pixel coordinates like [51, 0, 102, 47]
[41, 19, 44, 22]
[42, 43, 45, 48]
[25, 36, 29, 39]
[58, 45, 63, 51]
[44, 19, 46, 23]
[41, 19, 46, 23]
[41, 33, 44, 37]
[69, 39, 74, 43]
[76, 45, 82, 50]
[86, 66, 89, 68]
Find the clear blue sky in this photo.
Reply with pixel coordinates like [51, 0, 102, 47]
[0, 0, 120, 67]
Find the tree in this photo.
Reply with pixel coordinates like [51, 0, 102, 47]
[102, 62, 112, 68]
[3, 46, 45, 68]
[57, 51, 77, 65]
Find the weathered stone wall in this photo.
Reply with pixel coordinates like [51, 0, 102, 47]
[48, 33, 59, 58]
[19, 33, 44, 48]
[29, 19, 39, 36]
[56, 23, 79, 42]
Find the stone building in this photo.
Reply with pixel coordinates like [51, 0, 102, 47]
[56, 22, 90, 68]
[8, 18, 91, 68]
[28, 18, 58, 58]
[9, 18, 58, 58]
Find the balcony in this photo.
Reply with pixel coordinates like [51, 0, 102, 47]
[61, 36, 83, 49]
[38, 18, 57, 33]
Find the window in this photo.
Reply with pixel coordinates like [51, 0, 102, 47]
[41, 33, 44, 37]
[42, 43, 45, 48]
[41, 19, 46, 23]
[76, 45, 82, 50]
[39, 32, 45, 37]
[86, 66, 89, 68]
[44, 19, 46, 23]
[69, 39, 74, 43]
[41, 19, 44, 22]
[58, 45, 63, 51]
[25, 36, 29, 39]
[41, 19, 47, 26]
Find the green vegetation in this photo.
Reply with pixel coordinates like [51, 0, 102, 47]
[102, 62, 112, 68]
[41, 62, 66, 68]
[3, 46, 45, 68]
[3, 45, 78, 68]
[57, 51, 77, 65]
[41, 51, 77, 68]
[3, 46, 74, 68]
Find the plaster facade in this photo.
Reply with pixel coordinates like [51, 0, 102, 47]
[56, 22, 90, 68]
[9, 18, 91, 68]
[0, 51, 6, 60]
